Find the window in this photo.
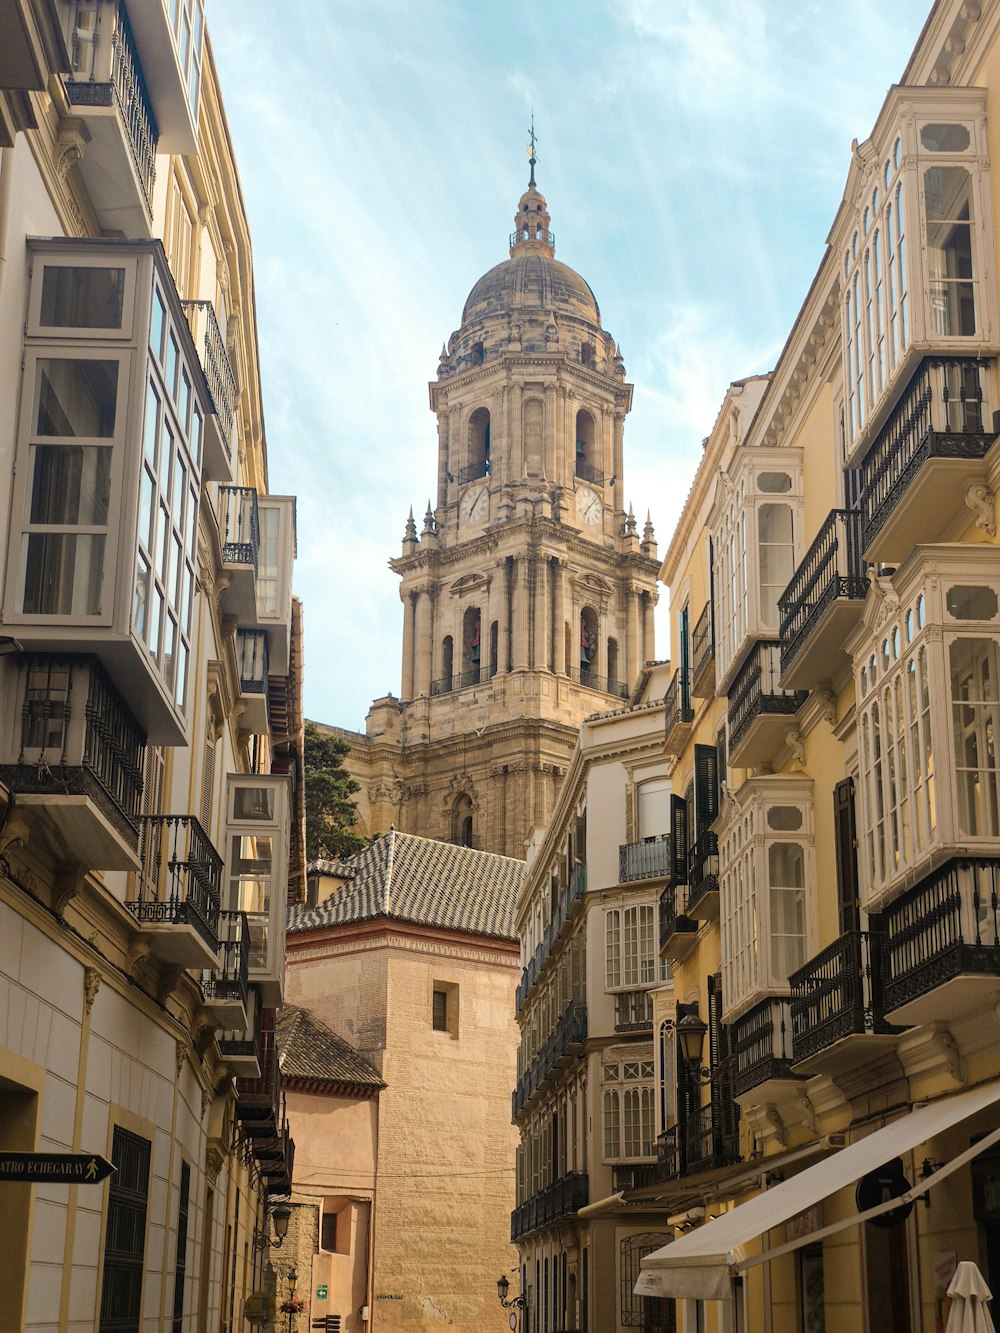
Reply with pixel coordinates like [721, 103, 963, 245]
[432, 981, 458, 1036]
[432, 989, 448, 1031]
[620, 1233, 675, 1331]
[602, 1059, 656, 1161]
[605, 905, 656, 990]
[100, 1126, 151, 1333]
[171, 1161, 190, 1333]
[925, 165, 976, 336]
[951, 638, 1000, 837]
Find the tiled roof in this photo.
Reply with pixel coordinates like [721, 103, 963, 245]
[292, 830, 522, 941]
[276, 1005, 384, 1091]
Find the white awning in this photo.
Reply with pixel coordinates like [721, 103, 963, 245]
[636, 1079, 1000, 1303]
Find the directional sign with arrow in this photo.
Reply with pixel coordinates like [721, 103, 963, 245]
[0, 1153, 116, 1184]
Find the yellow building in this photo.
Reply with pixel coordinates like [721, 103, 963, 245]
[629, 2, 1000, 1330]
[336, 162, 659, 859]
[0, 1, 302, 1327]
[285, 832, 523, 1331]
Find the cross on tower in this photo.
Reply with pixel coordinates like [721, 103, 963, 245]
[526, 112, 538, 188]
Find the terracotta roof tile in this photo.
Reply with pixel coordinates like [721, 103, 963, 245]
[276, 1005, 384, 1090]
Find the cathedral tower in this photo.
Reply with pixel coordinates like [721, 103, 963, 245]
[339, 159, 659, 857]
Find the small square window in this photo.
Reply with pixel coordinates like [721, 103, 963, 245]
[432, 981, 458, 1037]
[432, 990, 448, 1032]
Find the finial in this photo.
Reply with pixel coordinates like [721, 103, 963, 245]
[422, 501, 436, 534]
[641, 510, 657, 557]
[643, 511, 654, 542]
[404, 507, 417, 544]
[624, 504, 637, 537]
[526, 112, 538, 189]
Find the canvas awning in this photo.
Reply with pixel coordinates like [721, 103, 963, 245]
[636, 1079, 1000, 1302]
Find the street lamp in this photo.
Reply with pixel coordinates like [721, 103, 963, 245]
[497, 1274, 526, 1309]
[252, 1201, 291, 1250]
[285, 1267, 299, 1333]
[676, 1011, 712, 1083]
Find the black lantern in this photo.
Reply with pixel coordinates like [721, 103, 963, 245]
[497, 1275, 509, 1303]
[677, 1011, 708, 1073]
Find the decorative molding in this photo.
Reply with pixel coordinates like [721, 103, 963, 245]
[795, 1090, 818, 1136]
[784, 729, 805, 767]
[930, 1023, 965, 1084]
[815, 684, 838, 729]
[205, 1143, 226, 1184]
[176, 1040, 187, 1077]
[83, 967, 101, 1015]
[965, 482, 996, 537]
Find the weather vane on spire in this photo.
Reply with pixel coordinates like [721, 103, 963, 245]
[525, 112, 538, 189]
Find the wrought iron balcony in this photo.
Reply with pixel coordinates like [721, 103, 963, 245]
[458, 459, 490, 485]
[510, 227, 556, 249]
[663, 668, 694, 755]
[568, 667, 629, 699]
[575, 460, 605, 487]
[200, 910, 249, 1027]
[619, 835, 671, 883]
[657, 1103, 740, 1180]
[510, 1171, 587, 1241]
[778, 508, 867, 690]
[0, 654, 145, 870]
[730, 996, 800, 1100]
[125, 815, 222, 968]
[430, 667, 487, 696]
[790, 930, 899, 1073]
[236, 629, 269, 733]
[63, 0, 158, 223]
[859, 356, 996, 562]
[883, 858, 1000, 1026]
[218, 486, 260, 571]
[659, 885, 698, 961]
[612, 1164, 660, 1192]
[686, 833, 720, 919]
[181, 300, 237, 476]
[728, 640, 807, 769]
[614, 989, 654, 1033]
[236, 1026, 280, 1131]
[515, 866, 587, 1013]
[512, 1002, 587, 1119]
[691, 602, 715, 698]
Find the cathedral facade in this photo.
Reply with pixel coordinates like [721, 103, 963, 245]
[337, 168, 660, 858]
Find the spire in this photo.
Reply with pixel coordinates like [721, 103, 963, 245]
[527, 111, 537, 189]
[510, 116, 554, 259]
[402, 506, 418, 552]
[641, 510, 657, 559]
[422, 501, 436, 535]
[624, 504, 638, 537]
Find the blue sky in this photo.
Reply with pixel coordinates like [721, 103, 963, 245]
[208, 0, 929, 730]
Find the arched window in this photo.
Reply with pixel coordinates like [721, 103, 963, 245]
[607, 637, 619, 694]
[580, 343, 596, 369]
[462, 606, 481, 683]
[441, 635, 453, 691]
[489, 620, 498, 678]
[467, 407, 490, 482]
[580, 607, 598, 679]
[453, 794, 474, 847]
[575, 409, 597, 482]
[470, 341, 484, 366]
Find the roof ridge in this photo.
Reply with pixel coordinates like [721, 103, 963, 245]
[383, 828, 395, 917]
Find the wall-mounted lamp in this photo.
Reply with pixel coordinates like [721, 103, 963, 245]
[497, 1275, 526, 1309]
[920, 1158, 943, 1209]
[677, 1011, 713, 1083]
[252, 1201, 291, 1250]
[0, 637, 23, 657]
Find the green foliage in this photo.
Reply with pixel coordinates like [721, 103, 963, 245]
[303, 722, 367, 863]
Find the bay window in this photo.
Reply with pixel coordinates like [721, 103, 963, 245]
[605, 904, 656, 990]
[602, 1057, 655, 1161]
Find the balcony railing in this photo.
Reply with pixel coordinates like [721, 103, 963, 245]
[883, 858, 1000, 1018]
[568, 667, 628, 699]
[459, 459, 490, 485]
[730, 996, 797, 1098]
[512, 1002, 587, 1118]
[236, 1026, 280, 1128]
[575, 460, 605, 487]
[691, 602, 715, 696]
[614, 989, 654, 1032]
[659, 885, 698, 954]
[217, 486, 260, 571]
[510, 1171, 587, 1241]
[728, 641, 806, 755]
[65, 0, 158, 208]
[181, 300, 237, 446]
[515, 866, 587, 1013]
[790, 930, 895, 1064]
[430, 667, 488, 696]
[686, 833, 719, 916]
[510, 227, 556, 249]
[664, 668, 694, 749]
[860, 356, 994, 553]
[778, 508, 867, 677]
[657, 1104, 740, 1179]
[200, 910, 249, 1013]
[619, 835, 672, 883]
[126, 815, 222, 954]
[237, 628, 269, 694]
[612, 1164, 660, 1192]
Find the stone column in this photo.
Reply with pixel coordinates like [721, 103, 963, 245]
[613, 412, 625, 517]
[544, 384, 556, 482]
[533, 554, 549, 670]
[413, 585, 433, 696]
[495, 559, 510, 673]
[401, 590, 416, 699]
[643, 590, 656, 664]
[553, 560, 567, 675]
[625, 585, 640, 688]
[513, 557, 530, 670]
[510, 383, 523, 481]
[596, 611, 608, 683]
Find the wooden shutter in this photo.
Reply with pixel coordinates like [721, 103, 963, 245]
[834, 778, 861, 933]
[708, 974, 740, 1159]
[670, 795, 688, 883]
[694, 743, 719, 830]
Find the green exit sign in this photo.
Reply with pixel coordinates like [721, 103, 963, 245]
[316, 1286, 328, 1300]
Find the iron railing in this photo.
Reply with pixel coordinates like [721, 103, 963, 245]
[236, 628, 269, 694]
[65, 0, 157, 208]
[883, 858, 1000, 1014]
[691, 602, 714, 693]
[860, 356, 993, 551]
[200, 910, 249, 1011]
[458, 460, 489, 485]
[236, 1026, 280, 1127]
[575, 460, 605, 487]
[687, 833, 719, 915]
[512, 1002, 588, 1118]
[510, 1171, 587, 1241]
[619, 835, 672, 883]
[778, 508, 867, 674]
[730, 996, 797, 1098]
[664, 667, 694, 743]
[568, 667, 628, 698]
[790, 930, 894, 1063]
[181, 300, 237, 445]
[614, 989, 653, 1032]
[126, 815, 222, 954]
[430, 667, 487, 695]
[510, 227, 556, 248]
[515, 865, 587, 1012]
[218, 486, 260, 571]
[728, 640, 806, 753]
[657, 1104, 740, 1179]
[612, 1164, 660, 1192]
[659, 885, 697, 953]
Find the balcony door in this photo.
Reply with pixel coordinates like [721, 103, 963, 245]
[863, 1220, 912, 1333]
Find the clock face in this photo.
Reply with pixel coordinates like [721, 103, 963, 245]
[575, 486, 603, 527]
[461, 485, 488, 525]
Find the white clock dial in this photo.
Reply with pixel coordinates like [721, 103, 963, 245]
[575, 486, 603, 527]
[461, 485, 488, 524]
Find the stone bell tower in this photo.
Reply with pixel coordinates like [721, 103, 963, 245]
[338, 152, 660, 858]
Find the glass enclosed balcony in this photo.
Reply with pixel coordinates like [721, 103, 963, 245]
[126, 813, 222, 968]
[225, 774, 290, 1007]
[778, 508, 867, 691]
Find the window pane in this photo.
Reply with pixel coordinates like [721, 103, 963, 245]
[35, 358, 118, 437]
[40, 266, 125, 328]
[28, 445, 111, 525]
[921, 123, 971, 152]
[951, 637, 1000, 836]
[233, 786, 276, 821]
[22, 532, 105, 614]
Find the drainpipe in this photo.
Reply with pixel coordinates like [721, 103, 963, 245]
[0, 145, 15, 308]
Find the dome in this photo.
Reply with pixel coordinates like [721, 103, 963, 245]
[461, 250, 602, 328]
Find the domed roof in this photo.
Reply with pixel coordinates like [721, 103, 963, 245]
[462, 250, 601, 327]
